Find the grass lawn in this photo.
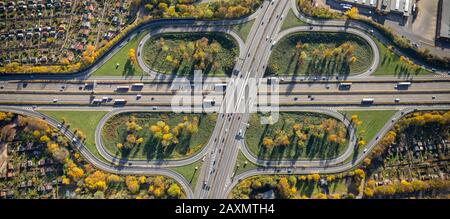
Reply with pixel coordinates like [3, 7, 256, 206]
[232, 19, 255, 42]
[231, 175, 351, 199]
[339, 110, 396, 144]
[91, 31, 147, 77]
[266, 32, 374, 77]
[170, 160, 202, 189]
[101, 112, 216, 160]
[235, 151, 259, 176]
[245, 112, 349, 160]
[327, 178, 351, 195]
[371, 37, 434, 77]
[39, 110, 108, 162]
[142, 32, 238, 77]
[280, 9, 307, 31]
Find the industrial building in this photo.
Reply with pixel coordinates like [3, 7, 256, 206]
[338, 0, 414, 17]
[437, 0, 450, 41]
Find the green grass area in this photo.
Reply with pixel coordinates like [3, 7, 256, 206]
[231, 175, 351, 199]
[245, 112, 349, 160]
[371, 37, 434, 77]
[266, 32, 374, 77]
[142, 32, 238, 77]
[293, 178, 351, 197]
[91, 31, 147, 77]
[235, 151, 259, 176]
[280, 9, 307, 31]
[39, 110, 108, 162]
[101, 112, 216, 160]
[170, 160, 202, 189]
[232, 19, 255, 42]
[340, 110, 396, 144]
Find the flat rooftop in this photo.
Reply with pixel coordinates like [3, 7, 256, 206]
[437, 0, 450, 39]
[380, 0, 413, 16]
[339, 0, 379, 7]
[339, 0, 413, 16]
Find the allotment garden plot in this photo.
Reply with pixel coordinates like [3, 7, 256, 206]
[101, 112, 216, 160]
[141, 32, 239, 77]
[0, 112, 185, 199]
[0, 1, 134, 70]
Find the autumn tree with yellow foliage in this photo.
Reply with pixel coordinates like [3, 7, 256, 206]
[345, 7, 359, 19]
[128, 49, 137, 64]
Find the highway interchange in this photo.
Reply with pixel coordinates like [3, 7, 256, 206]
[0, 0, 449, 199]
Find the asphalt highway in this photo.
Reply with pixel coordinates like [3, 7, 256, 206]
[0, 0, 449, 200]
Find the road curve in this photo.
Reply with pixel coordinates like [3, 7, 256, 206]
[0, 6, 261, 80]
[275, 25, 380, 78]
[289, 0, 449, 76]
[0, 106, 194, 199]
[94, 108, 212, 167]
[239, 108, 357, 167]
[136, 26, 246, 80]
[224, 105, 450, 198]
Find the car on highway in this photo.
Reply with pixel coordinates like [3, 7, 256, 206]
[363, 148, 368, 153]
[52, 99, 58, 103]
[361, 98, 374, 104]
[271, 40, 277, 47]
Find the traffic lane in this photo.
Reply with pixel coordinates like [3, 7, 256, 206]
[276, 82, 450, 92]
[1, 93, 449, 106]
[205, 0, 292, 198]
[3, 81, 450, 95]
[0, 82, 193, 93]
[0, 106, 195, 198]
[275, 93, 450, 103]
[0, 93, 225, 104]
[198, 0, 282, 198]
